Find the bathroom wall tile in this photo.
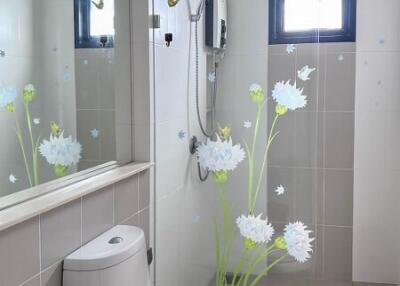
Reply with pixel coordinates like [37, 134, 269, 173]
[324, 42, 356, 54]
[325, 170, 353, 227]
[133, 122, 154, 162]
[294, 112, 323, 168]
[267, 167, 295, 223]
[122, 213, 139, 227]
[115, 176, 139, 223]
[269, 112, 296, 167]
[40, 199, 81, 269]
[41, 262, 63, 286]
[225, 0, 268, 56]
[76, 109, 116, 161]
[0, 217, 40, 286]
[295, 168, 323, 225]
[324, 112, 354, 169]
[139, 208, 150, 247]
[115, 123, 133, 165]
[154, 45, 188, 123]
[353, 110, 385, 171]
[82, 185, 114, 244]
[268, 54, 296, 86]
[323, 226, 352, 281]
[325, 52, 356, 111]
[296, 44, 324, 112]
[139, 170, 150, 210]
[20, 276, 40, 286]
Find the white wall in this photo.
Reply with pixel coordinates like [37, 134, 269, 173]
[353, 0, 400, 284]
[153, 0, 216, 285]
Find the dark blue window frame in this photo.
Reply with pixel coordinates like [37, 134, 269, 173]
[269, 0, 356, 45]
[74, 0, 114, 49]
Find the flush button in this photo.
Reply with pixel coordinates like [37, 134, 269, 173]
[108, 236, 124, 244]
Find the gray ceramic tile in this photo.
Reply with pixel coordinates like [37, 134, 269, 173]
[325, 53, 356, 111]
[294, 112, 323, 168]
[324, 112, 354, 169]
[139, 170, 150, 210]
[268, 54, 296, 87]
[267, 167, 295, 222]
[269, 112, 296, 167]
[0, 217, 40, 286]
[324, 170, 354, 227]
[76, 110, 116, 162]
[20, 276, 40, 286]
[122, 213, 139, 227]
[323, 226, 352, 281]
[139, 208, 150, 247]
[82, 185, 114, 244]
[114, 176, 139, 223]
[295, 168, 323, 225]
[40, 199, 81, 269]
[41, 262, 62, 286]
[324, 42, 356, 54]
[295, 44, 324, 112]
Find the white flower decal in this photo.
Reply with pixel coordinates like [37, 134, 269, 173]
[284, 222, 314, 263]
[9, 174, 17, 184]
[243, 121, 252, 129]
[236, 214, 274, 244]
[90, 128, 100, 139]
[286, 44, 296, 54]
[297, 65, 316, 81]
[33, 118, 40, 125]
[0, 84, 17, 109]
[208, 72, 216, 82]
[178, 130, 187, 140]
[274, 185, 285, 196]
[272, 80, 307, 111]
[39, 132, 82, 167]
[197, 136, 245, 172]
[338, 55, 344, 62]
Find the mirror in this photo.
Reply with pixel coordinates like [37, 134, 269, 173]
[0, 0, 123, 198]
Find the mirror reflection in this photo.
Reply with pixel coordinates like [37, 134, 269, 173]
[0, 0, 117, 197]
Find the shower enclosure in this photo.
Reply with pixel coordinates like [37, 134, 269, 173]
[152, 0, 400, 285]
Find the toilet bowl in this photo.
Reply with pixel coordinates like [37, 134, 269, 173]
[63, 225, 151, 286]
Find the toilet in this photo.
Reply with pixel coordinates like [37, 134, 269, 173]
[63, 225, 151, 286]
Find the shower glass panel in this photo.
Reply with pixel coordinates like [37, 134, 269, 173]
[154, 0, 399, 285]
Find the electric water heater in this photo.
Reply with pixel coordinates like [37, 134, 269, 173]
[205, 0, 227, 50]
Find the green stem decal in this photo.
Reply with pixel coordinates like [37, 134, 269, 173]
[14, 114, 33, 187]
[24, 102, 39, 186]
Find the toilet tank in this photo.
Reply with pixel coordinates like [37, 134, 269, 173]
[63, 225, 151, 286]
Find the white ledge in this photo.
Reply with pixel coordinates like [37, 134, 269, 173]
[0, 162, 153, 232]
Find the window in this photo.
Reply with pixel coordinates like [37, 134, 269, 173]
[74, 0, 115, 48]
[269, 0, 356, 44]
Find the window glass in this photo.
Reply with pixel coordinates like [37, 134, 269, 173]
[284, 0, 343, 32]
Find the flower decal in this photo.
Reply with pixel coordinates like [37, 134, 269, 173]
[197, 136, 245, 172]
[90, 128, 100, 139]
[208, 71, 216, 82]
[33, 118, 41, 125]
[272, 80, 307, 112]
[286, 44, 296, 54]
[39, 132, 82, 177]
[23, 84, 36, 103]
[0, 84, 17, 112]
[249, 84, 265, 104]
[236, 214, 274, 248]
[274, 185, 285, 196]
[243, 121, 252, 129]
[284, 222, 314, 263]
[297, 65, 316, 81]
[9, 174, 17, 184]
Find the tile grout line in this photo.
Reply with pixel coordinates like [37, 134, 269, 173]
[38, 215, 42, 286]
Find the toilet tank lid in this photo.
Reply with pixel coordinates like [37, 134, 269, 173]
[64, 225, 146, 271]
